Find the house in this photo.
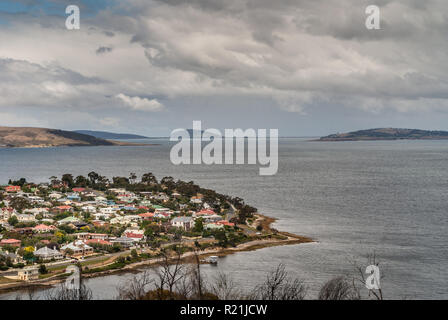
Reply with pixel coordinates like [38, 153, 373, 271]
[14, 227, 34, 235]
[67, 194, 81, 201]
[34, 246, 63, 261]
[49, 192, 63, 200]
[93, 212, 110, 220]
[76, 233, 108, 240]
[171, 216, 195, 231]
[124, 232, 145, 242]
[15, 214, 36, 223]
[17, 267, 39, 281]
[190, 195, 203, 204]
[138, 212, 154, 220]
[0, 251, 23, 264]
[84, 239, 112, 246]
[202, 214, 223, 223]
[0, 207, 16, 220]
[57, 216, 80, 225]
[61, 240, 94, 257]
[53, 205, 73, 213]
[193, 209, 216, 218]
[99, 207, 117, 215]
[110, 236, 135, 248]
[24, 208, 49, 216]
[33, 224, 57, 233]
[216, 220, 235, 227]
[82, 206, 97, 214]
[0, 239, 21, 247]
[72, 188, 86, 193]
[204, 223, 224, 230]
[5, 186, 21, 193]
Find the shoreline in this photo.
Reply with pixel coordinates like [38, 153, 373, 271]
[0, 214, 314, 295]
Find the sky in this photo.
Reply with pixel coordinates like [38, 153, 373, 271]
[0, 0, 447, 137]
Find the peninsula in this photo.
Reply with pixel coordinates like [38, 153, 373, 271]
[0, 173, 312, 293]
[0, 127, 146, 148]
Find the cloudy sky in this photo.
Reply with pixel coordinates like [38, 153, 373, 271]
[0, 0, 447, 136]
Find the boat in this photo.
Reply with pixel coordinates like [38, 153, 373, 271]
[207, 256, 218, 265]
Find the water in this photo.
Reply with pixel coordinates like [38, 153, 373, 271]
[0, 138, 447, 299]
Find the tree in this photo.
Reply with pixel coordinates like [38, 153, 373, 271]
[131, 249, 138, 259]
[251, 264, 307, 300]
[88, 171, 100, 185]
[61, 174, 75, 188]
[318, 276, 359, 300]
[193, 218, 204, 233]
[74, 175, 88, 187]
[8, 216, 18, 226]
[141, 172, 158, 185]
[237, 205, 257, 224]
[9, 197, 31, 212]
[129, 172, 137, 184]
[39, 264, 48, 275]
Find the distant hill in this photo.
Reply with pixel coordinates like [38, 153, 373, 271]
[320, 128, 448, 141]
[0, 127, 120, 148]
[74, 130, 148, 140]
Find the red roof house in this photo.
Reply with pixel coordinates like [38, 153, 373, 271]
[0, 239, 21, 247]
[5, 186, 21, 193]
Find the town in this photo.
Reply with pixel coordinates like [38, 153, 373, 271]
[0, 172, 294, 285]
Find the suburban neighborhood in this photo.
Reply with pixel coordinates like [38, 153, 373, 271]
[0, 172, 272, 284]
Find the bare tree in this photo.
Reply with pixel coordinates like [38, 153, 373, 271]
[153, 247, 188, 299]
[45, 282, 93, 300]
[116, 270, 153, 300]
[210, 272, 242, 300]
[318, 276, 360, 300]
[250, 263, 307, 300]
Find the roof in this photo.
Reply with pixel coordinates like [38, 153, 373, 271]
[0, 239, 21, 244]
[58, 216, 80, 223]
[85, 239, 112, 246]
[196, 209, 215, 216]
[124, 232, 144, 239]
[34, 246, 61, 257]
[172, 216, 194, 223]
[61, 240, 93, 251]
[33, 224, 56, 230]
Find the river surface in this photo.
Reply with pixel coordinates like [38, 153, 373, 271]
[0, 138, 447, 299]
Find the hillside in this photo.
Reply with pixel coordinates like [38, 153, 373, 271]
[319, 128, 448, 141]
[0, 127, 117, 148]
[74, 130, 148, 140]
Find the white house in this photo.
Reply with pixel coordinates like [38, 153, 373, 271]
[171, 216, 195, 231]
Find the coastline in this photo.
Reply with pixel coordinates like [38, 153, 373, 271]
[0, 214, 314, 295]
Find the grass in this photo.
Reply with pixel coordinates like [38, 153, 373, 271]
[0, 276, 18, 284]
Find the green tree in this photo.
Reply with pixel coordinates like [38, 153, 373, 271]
[38, 264, 48, 274]
[61, 174, 75, 188]
[193, 218, 204, 233]
[7, 216, 18, 226]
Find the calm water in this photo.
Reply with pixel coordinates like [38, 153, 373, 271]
[0, 138, 447, 299]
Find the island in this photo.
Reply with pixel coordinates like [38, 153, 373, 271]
[319, 128, 448, 141]
[0, 127, 149, 148]
[73, 130, 149, 140]
[0, 173, 312, 293]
